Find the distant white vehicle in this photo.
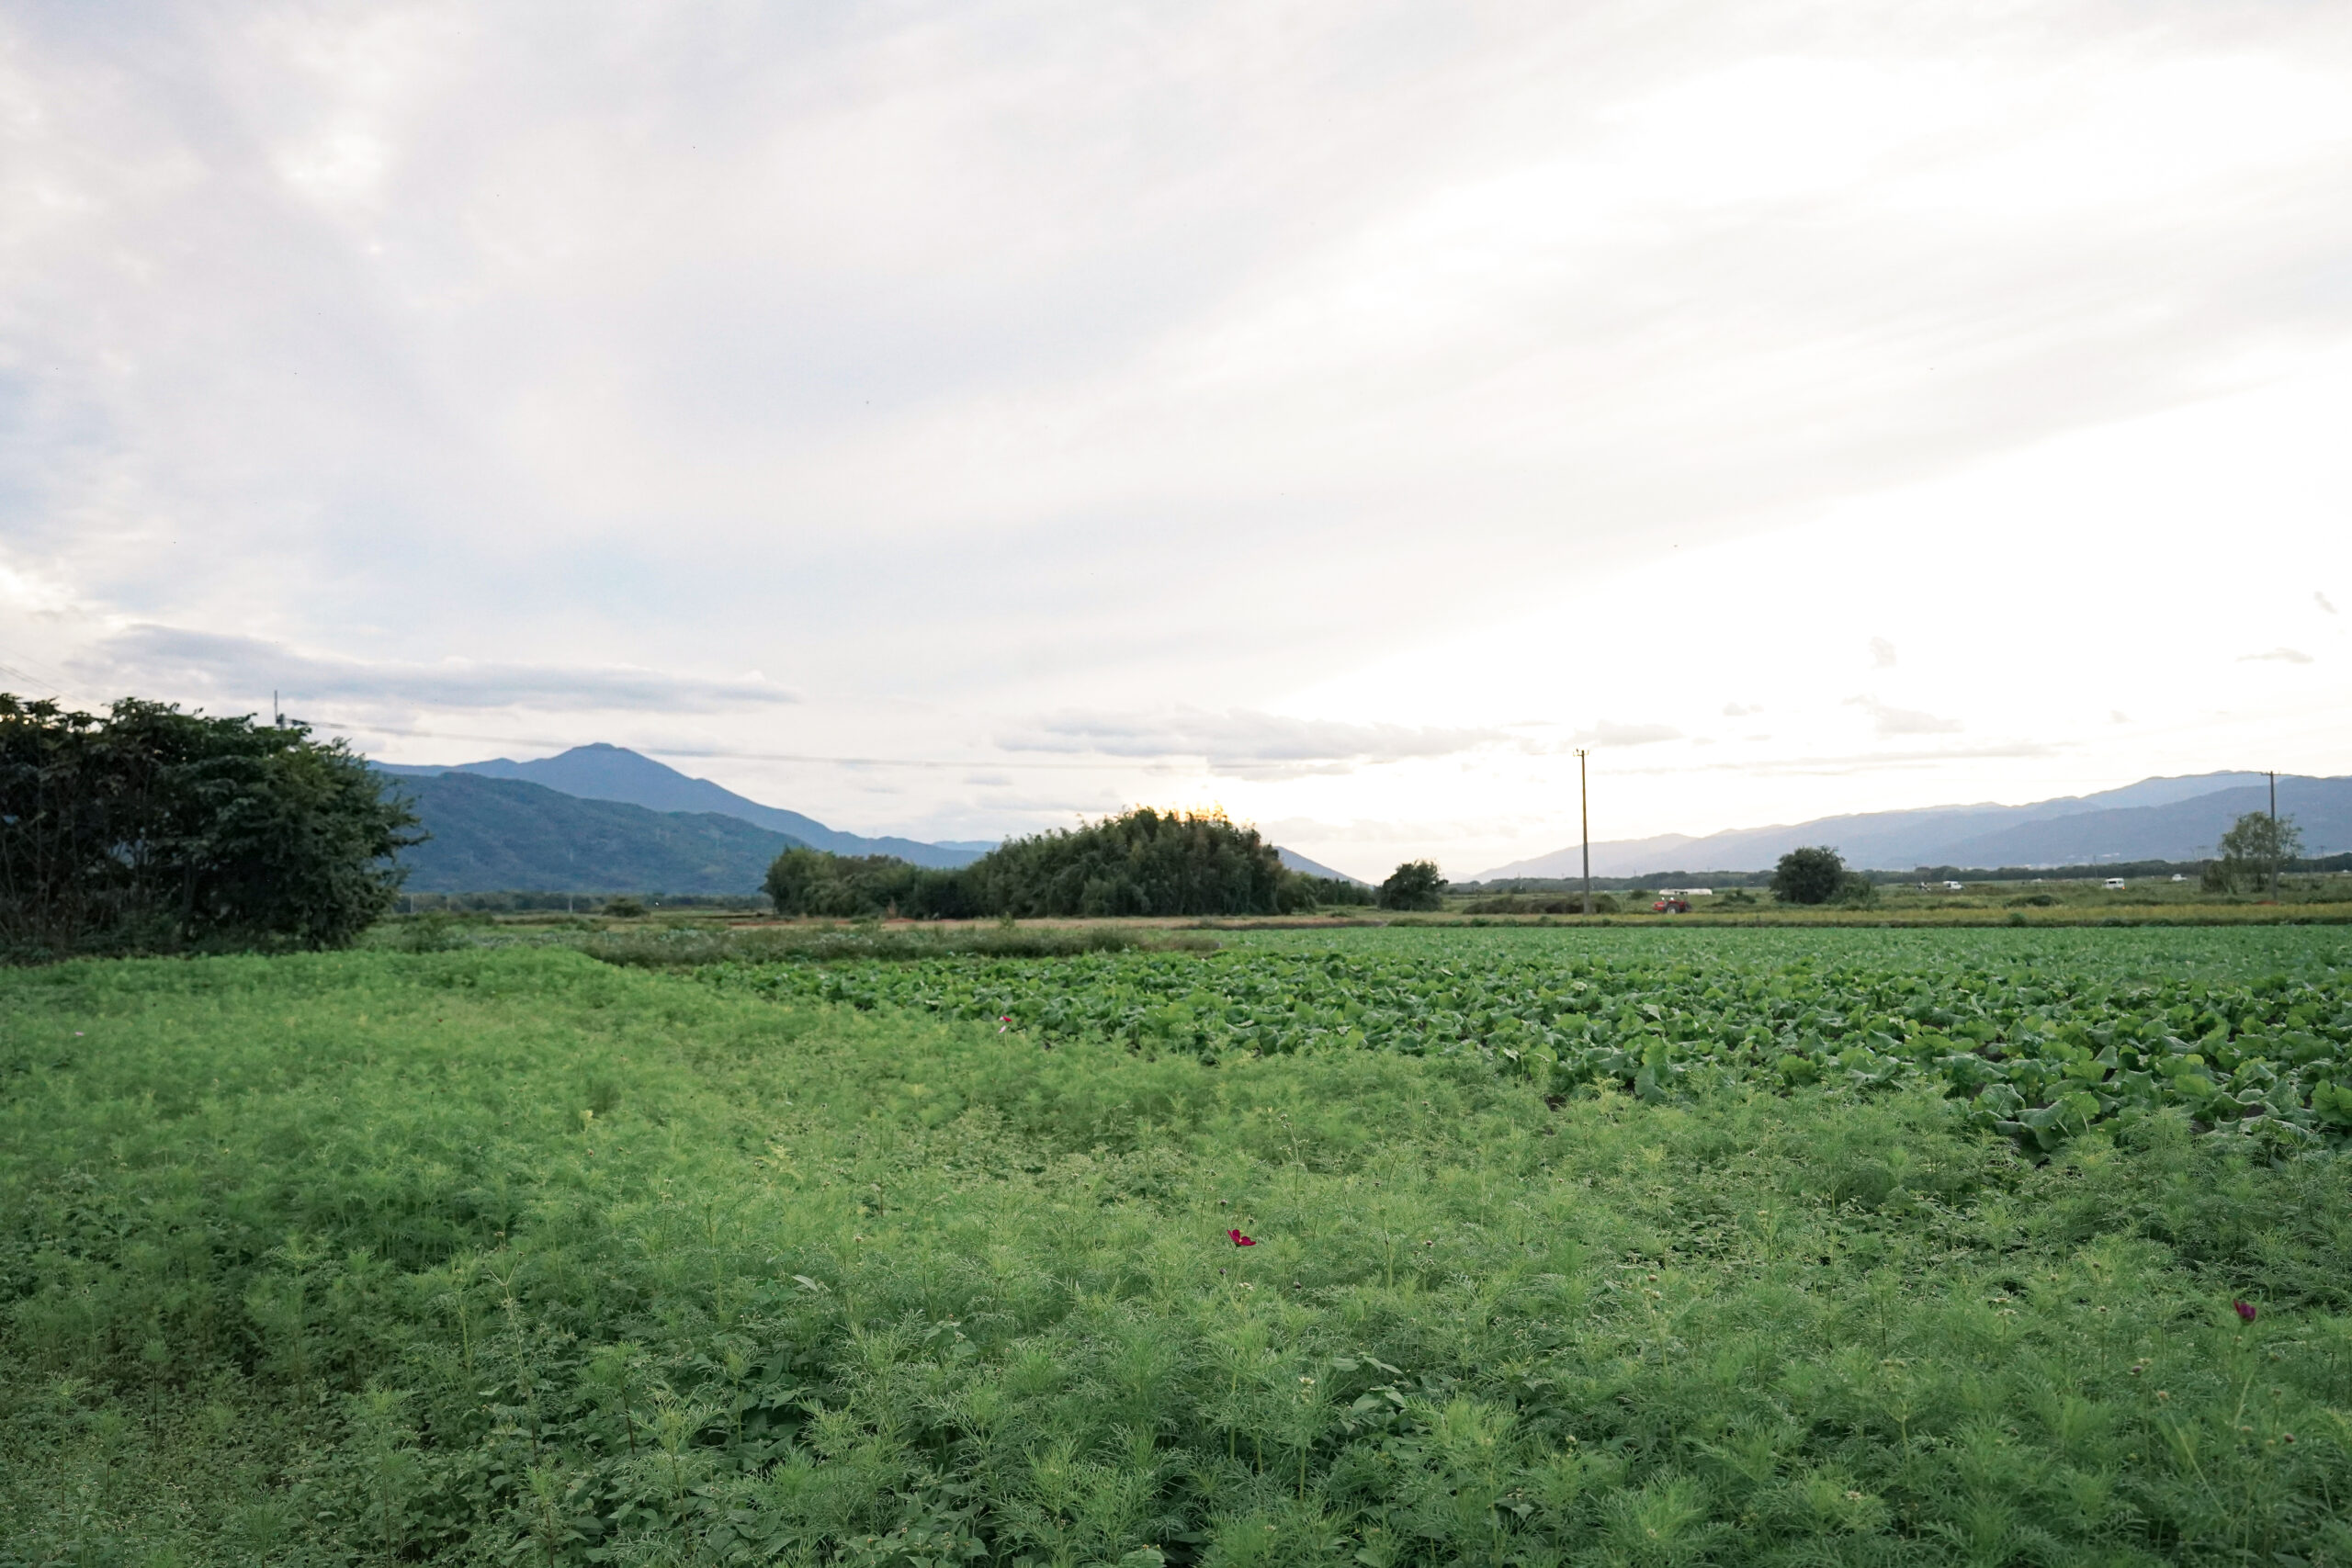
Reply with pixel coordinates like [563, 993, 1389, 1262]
[1942, 880, 1965, 891]
[1658, 887, 1713, 897]
[2171, 874, 2187, 882]
[2104, 877, 2128, 890]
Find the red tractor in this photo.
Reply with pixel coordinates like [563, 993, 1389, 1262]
[1652, 896, 1691, 914]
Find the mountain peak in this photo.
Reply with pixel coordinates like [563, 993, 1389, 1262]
[379, 745, 984, 869]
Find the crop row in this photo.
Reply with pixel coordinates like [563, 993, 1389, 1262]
[720, 947, 2352, 1150]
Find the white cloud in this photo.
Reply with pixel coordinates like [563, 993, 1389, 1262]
[1572, 720, 1683, 747]
[1869, 638, 1898, 669]
[1845, 695, 1962, 738]
[72, 626, 798, 714]
[999, 709, 1506, 778]
[2239, 648, 2315, 664]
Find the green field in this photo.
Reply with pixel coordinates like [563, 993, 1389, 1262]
[6, 929, 2352, 1565]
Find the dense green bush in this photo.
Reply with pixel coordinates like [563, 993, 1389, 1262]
[764, 809, 1351, 919]
[0, 693, 418, 959]
[1770, 845, 1848, 905]
[1460, 893, 1621, 915]
[1375, 860, 1446, 911]
[967, 808, 1286, 918]
[763, 848, 978, 919]
[1278, 873, 1375, 912]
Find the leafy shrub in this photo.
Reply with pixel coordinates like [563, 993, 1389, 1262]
[1461, 893, 1621, 914]
[1832, 871, 1880, 908]
[396, 911, 469, 952]
[763, 849, 976, 919]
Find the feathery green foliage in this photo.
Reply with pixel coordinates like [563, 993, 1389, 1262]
[5, 931, 2351, 1565]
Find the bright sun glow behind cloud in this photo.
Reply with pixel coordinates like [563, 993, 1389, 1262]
[3, 1, 2350, 883]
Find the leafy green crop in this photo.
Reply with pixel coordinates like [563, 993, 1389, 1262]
[718, 938, 2352, 1152]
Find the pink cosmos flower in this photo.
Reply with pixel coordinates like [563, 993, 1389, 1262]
[1229, 1229, 1257, 1247]
[2233, 1300, 2257, 1324]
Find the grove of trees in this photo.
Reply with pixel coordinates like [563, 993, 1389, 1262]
[1, 694, 420, 959]
[764, 807, 1374, 919]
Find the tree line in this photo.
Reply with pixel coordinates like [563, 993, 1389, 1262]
[1764, 817, 2312, 906]
[764, 807, 1375, 919]
[1, 694, 418, 959]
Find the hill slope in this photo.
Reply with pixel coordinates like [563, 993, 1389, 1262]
[1276, 846, 1368, 884]
[377, 744, 982, 868]
[1475, 772, 2349, 878]
[385, 772, 805, 894]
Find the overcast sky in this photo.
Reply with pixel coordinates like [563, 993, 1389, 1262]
[5, 1, 2350, 879]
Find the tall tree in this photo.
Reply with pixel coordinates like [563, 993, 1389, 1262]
[1376, 860, 1447, 911]
[2211, 810, 2301, 897]
[1770, 845, 1847, 906]
[1, 694, 420, 957]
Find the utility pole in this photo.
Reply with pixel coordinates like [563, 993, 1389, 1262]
[1577, 749, 1592, 916]
[2270, 770, 2280, 900]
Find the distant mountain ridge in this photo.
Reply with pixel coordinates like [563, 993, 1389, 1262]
[389, 773, 806, 894]
[377, 743, 986, 869]
[378, 742, 1343, 893]
[1276, 846, 1368, 885]
[1473, 773, 2352, 880]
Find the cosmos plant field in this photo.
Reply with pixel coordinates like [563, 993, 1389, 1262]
[6, 927, 2352, 1566]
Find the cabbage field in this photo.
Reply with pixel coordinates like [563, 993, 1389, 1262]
[731, 928, 2352, 1154]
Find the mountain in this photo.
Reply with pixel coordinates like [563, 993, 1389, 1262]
[387, 773, 807, 894]
[1472, 773, 2351, 879]
[1930, 778, 2352, 868]
[1276, 846, 1367, 884]
[376, 744, 984, 868]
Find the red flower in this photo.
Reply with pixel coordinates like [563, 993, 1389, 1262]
[1228, 1229, 1257, 1247]
[2233, 1300, 2257, 1323]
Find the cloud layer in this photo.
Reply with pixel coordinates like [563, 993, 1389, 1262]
[72, 626, 797, 714]
[3, 1, 2351, 873]
[1001, 710, 1509, 778]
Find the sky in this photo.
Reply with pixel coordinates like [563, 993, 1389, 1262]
[3, 1, 2349, 883]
